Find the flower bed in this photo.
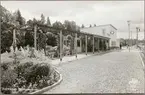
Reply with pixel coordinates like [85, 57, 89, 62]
[1, 46, 60, 94]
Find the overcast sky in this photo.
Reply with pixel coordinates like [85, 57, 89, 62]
[1, 1, 144, 39]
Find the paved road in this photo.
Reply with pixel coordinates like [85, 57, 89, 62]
[44, 49, 144, 93]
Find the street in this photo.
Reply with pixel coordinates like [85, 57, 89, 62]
[44, 48, 144, 93]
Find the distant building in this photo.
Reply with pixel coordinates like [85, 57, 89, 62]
[80, 24, 118, 48]
[116, 39, 120, 47]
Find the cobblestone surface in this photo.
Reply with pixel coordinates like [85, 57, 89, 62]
[44, 49, 144, 93]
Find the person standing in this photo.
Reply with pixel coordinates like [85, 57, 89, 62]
[120, 43, 122, 49]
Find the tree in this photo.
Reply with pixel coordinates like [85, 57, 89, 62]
[46, 32, 57, 47]
[0, 5, 12, 23]
[15, 10, 24, 25]
[94, 24, 96, 27]
[22, 18, 26, 25]
[27, 20, 33, 25]
[76, 25, 80, 32]
[16, 30, 25, 49]
[33, 18, 37, 23]
[37, 30, 47, 51]
[70, 21, 77, 31]
[3, 13, 10, 22]
[81, 24, 85, 28]
[64, 20, 71, 30]
[52, 21, 64, 29]
[10, 13, 17, 25]
[1, 22, 14, 53]
[47, 17, 51, 26]
[40, 14, 45, 24]
[27, 18, 39, 26]
[64, 20, 78, 31]
[25, 31, 34, 47]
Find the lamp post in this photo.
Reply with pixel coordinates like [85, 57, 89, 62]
[136, 27, 140, 48]
[136, 27, 139, 48]
[127, 21, 131, 52]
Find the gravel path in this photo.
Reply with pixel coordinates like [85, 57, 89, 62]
[44, 50, 144, 93]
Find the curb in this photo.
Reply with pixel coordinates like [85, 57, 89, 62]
[138, 52, 144, 68]
[29, 69, 63, 94]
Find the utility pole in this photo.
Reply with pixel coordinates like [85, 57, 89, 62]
[127, 21, 131, 52]
[136, 27, 140, 48]
[136, 27, 139, 47]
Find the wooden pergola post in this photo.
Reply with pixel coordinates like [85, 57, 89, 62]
[92, 36, 94, 54]
[108, 40, 110, 50]
[13, 28, 16, 52]
[60, 30, 62, 61]
[13, 28, 17, 64]
[105, 40, 107, 51]
[102, 39, 104, 51]
[106, 40, 108, 50]
[97, 38, 100, 52]
[75, 33, 77, 58]
[80, 37, 82, 52]
[85, 35, 87, 55]
[34, 24, 37, 50]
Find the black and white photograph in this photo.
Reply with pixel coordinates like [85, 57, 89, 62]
[0, 0, 144, 94]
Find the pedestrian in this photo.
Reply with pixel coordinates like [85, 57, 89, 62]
[120, 44, 122, 49]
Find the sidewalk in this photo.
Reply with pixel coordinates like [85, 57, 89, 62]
[121, 46, 144, 68]
[51, 53, 93, 66]
[50, 50, 114, 66]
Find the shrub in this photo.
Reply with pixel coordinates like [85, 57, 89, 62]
[54, 50, 59, 57]
[1, 54, 56, 94]
[63, 45, 70, 56]
[1, 69, 17, 94]
[22, 63, 53, 87]
[15, 61, 33, 77]
[46, 32, 57, 47]
[1, 63, 9, 71]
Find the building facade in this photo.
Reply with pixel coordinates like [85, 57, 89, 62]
[80, 24, 118, 48]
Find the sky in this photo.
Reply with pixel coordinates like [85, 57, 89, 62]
[1, 1, 144, 39]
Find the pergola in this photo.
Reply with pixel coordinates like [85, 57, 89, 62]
[11, 23, 110, 61]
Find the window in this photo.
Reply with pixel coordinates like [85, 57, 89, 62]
[110, 31, 114, 35]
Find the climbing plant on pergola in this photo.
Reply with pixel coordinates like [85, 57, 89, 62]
[9, 22, 110, 61]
